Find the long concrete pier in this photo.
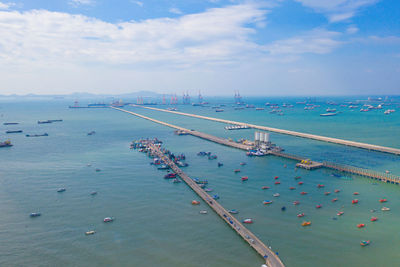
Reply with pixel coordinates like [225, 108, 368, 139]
[130, 104, 400, 156]
[145, 142, 285, 267]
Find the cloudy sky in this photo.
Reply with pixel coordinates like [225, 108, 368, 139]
[0, 0, 399, 96]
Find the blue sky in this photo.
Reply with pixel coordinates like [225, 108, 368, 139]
[0, 0, 399, 96]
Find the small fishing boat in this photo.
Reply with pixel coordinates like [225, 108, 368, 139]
[241, 176, 248, 181]
[293, 201, 300, 205]
[300, 191, 307, 195]
[30, 212, 41, 217]
[298, 181, 304, 185]
[334, 189, 340, 193]
[57, 188, 66, 193]
[337, 211, 344, 216]
[281, 206, 286, 211]
[353, 192, 359, 195]
[87, 131, 96, 136]
[229, 209, 239, 214]
[263, 200, 273, 205]
[172, 178, 181, 183]
[324, 192, 331, 195]
[191, 200, 200, 205]
[294, 176, 301, 179]
[273, 193, 280, 197]
[164, 173, 177, 179]
[90, 191, 97, 195]
[352, 199, 359, 204]
[240, 162, 247, 166]
[234, 169, 241, 173]
[370, 217, 378, 222]
[316, 204, 322, 209]
[157, 164, 169, 170]
[212, 195, 220, 200]
[357, 223, 365, 228]
[274, 181, 281, 185]
[360, 240, 370, 246]
[289, 187, 296, 190]
[85, 231, 96, 235]
[317, 184, 325, 188]
[95, 168, 101, 172]
[103, 217, 114, 222]
[301, 221, 311, 226]
[218, 162, 223, 167]
[381, 207, 390, 211]
[243, 218, 253, 224]
[261, 186, 270, 190]
[204, 188, 213, 192]
[199, 210, 208, 214]
[331, 198, 338, 202]
[274, 176, 279, 179]
[379, 199, 387, 203]
[297, 213, 305, 217]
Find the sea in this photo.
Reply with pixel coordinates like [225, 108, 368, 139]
[0, 96, 399, 267]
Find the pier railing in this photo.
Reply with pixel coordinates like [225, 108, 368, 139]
[323, 162, 400, 184]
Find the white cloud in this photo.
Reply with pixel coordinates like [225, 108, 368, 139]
[0, 5, 268, 67]
[69, 0, 95, 7]
[131, 1, 143, 7]
[169, 7, 183, 15]
[294, 0, 379, 22]
[0, 1, 15, 10]
[265, 29, 342, 55]
[346, 25, 358, 34]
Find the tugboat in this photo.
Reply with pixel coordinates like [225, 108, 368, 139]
[0, 140, 13, 147]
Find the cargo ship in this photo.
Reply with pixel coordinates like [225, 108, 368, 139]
[6, 130, 23, 134]
[26, 133, 49, 137]
[3, 122, 19, 125]
[38, 120, 52, 124]
[0, 140, 13, 147]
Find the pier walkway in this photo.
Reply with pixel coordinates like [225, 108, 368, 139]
[112, 107, 400, 184]
[131, 105, 400, 156]
[146, 142, 285, 267]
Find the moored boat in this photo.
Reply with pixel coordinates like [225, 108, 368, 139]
[360, 240, 370, 246]
[85, 230, 96, 235]
[263, 200, 273, 205]
[301, 221, 311, 226]
[103, 217, 114, 222]
[30, 212, 41, 217]
[243, 218, 253, 224]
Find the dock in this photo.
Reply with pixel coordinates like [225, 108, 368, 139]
[111, 107, 400, 184]
[130, 105, 400, 156]
[145, 142, 285, 267]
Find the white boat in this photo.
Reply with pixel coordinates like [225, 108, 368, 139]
[381, 207, 390, 211]
[85, 230, 96, 235]
[273, 193, 280, 197]
[199, 210, 208, 214]
[320, 113, 338, 116]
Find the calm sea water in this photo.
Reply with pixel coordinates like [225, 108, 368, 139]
[0, 97, 399, 267]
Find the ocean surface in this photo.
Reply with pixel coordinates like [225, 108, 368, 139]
[1, 96, 400, 267]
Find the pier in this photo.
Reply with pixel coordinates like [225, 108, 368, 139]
[111, 107, 400, 184]
[130, 105, 400, 156]
[145, 142, 285, 267]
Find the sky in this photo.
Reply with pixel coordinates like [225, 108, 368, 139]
[0, 0, 399, 96]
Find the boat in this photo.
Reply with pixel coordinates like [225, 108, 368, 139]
[30, 212, 41, 217]
[6, 130, 23, 134]
[85, 231, 96, 235]
[57, 188, 66, 193]
[243, 218, 253, 224]
[337, 211, 344, 216]
[274, 181, 281, 185]
[353, 192, 359, 195]
[241, 176, 248, 181]
[298, 181, 304, 185]
[289, 187, 296, 190]
[103, 217, 114, 222]
[255, 108, 265, 110]
[261, 186, 270, 190]
[297, 213, 305, 217]
[281, 206, 286, 211]
[326, 108, 337, 112]
[3, 122, 19, 125]
[274, 176, 279, 179]
[212, 195, 220, 200]
[300, 191, 307, 195]
[90, 191, 97, 195]
[331, 198, 338, 202]
[0, 140, 13, 147]
[293, 201, 300, 205]
[381, 207, 390, 211]
[379, 199, 387, 203]
[273, 193, 280, 197]
[317, 184, 325, 188]
[217, 162, 223, 167]
[360, 240, 370, 246]
[157, 164, 169, 170]
[228, 209, 239, 214]
[164, 173, 177, 179]
[316, 204, 322, 209]
[324, 192, 331, 195]
[48, 119, 63, 122]
[234, 169, 241, 173]
[263, 200, 273, 205]
[191, 200, 200, 205]
[87, 131, 96, 135]
[172, 178, 181, 183]
[294, 176, 301, 179]
[332, 173, 342, 178]
[352, 199, 359, 204]
[357, 223, 365, 228]
[215, 109, 224, 112]
[240, 162, 246, 166]
[199, 210, 208, 214]
[301, 221, 311, 226]
[37, 120, 52, 124]
[334, 189, 340, 193]
[204, 188, 213, 192]
[370, 217, 378, 222]
[320, 112, 338, 116]
[26, 133, 49, 137]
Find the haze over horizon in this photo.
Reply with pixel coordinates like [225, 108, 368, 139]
[0, 0, 399, 96]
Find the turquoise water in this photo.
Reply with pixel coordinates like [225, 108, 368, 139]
[1, 98, 399, 267]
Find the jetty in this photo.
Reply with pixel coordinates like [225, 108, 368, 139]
[130, 105, 400, 156]
[111, 107, 400, 184]
[144, 141, 285, 267]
